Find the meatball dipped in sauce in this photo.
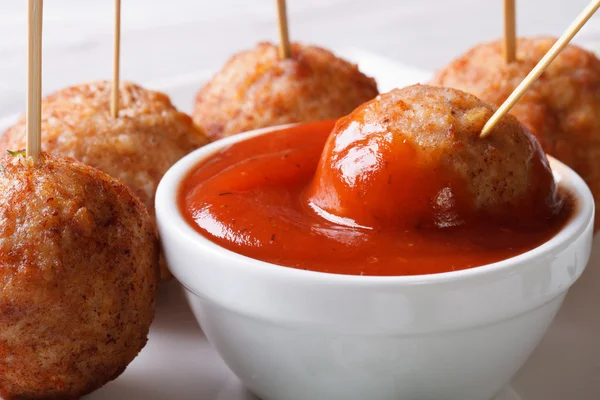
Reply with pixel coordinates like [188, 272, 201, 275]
[180, 85, 571, 276]
[0, 152, 158, 399]
[431, 37, 600, 229]
[1, 81, 209, 280]
[307, 85, 560, 230]
[193, 42, 379, 140]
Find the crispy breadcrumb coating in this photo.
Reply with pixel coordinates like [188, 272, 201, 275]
[193, 42, 378, 140]
[0, 152, 158, 399]
[1, 81, 209, 278]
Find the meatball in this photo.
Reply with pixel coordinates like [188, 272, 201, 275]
[193, 42, 379, 140]
[1, 81, 209, 279]
[431, 37, 600, 229]
[306, 85, 560, 230]
[0, 152, 158, 399]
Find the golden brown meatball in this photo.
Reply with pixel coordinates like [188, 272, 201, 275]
[307, 85, 560, 229]
[431, 37, 600, 229]
[1, 81, 209, 279]
[0, 152, 158, 399]
[193, 42, 379, 140]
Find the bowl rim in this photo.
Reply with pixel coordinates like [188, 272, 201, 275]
[156, 123, 595, 286]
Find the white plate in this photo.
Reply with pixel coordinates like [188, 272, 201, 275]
[1, 48, 598, 400]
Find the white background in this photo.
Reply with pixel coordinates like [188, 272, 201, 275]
[0, 0, 597, 116]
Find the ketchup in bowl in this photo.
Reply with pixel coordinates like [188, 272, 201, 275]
[179, 86, 572, 276]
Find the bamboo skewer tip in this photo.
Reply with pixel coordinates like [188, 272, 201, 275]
[111, 0, 121, 119]
[503, 0, 517, 63]
[26, 0, 43, 159]
[276, 0, 292, 59]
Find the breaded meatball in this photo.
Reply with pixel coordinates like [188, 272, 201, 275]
[1, 81, 209, 279]
[307, 85, 559, 229]
[193, 42, 379, 140]
[431, 37, 600, 229]
[0, 152, 158, 399]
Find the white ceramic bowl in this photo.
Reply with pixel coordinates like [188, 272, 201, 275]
[156, 125, 595, 400]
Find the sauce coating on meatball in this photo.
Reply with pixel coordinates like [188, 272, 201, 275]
[306, 85, 561, 230]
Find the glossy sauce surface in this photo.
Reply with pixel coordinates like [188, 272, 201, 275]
[180, 121, 572, 276]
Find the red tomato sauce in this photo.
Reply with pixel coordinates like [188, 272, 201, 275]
[179, 121, 573, 276]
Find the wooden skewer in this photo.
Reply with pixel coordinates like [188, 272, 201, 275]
[111, 0, 121, 118]
[481, 0, 600, 138]
[26, 0, 43, 159]
[276, 0, 292, 59]
[503, 0, 516, 63]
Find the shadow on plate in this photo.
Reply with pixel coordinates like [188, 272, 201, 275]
[150, 280, 204, 338]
